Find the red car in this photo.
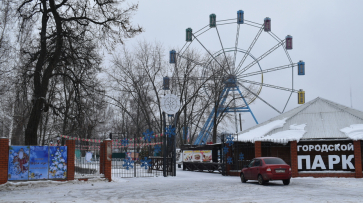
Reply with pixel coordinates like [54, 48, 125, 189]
[240, 157, 292, 185]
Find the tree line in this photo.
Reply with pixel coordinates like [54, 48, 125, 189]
[0, 0, 255, 147]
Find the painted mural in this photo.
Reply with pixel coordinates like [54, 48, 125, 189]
[8, 146, 30, 180]
[29, 146, 49, 180]
[8, 145, 68, 181]
[49, 146, 68, 179]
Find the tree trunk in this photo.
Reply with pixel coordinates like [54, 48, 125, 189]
[24, 0, 63, 145]
[25, 99, 44, 145]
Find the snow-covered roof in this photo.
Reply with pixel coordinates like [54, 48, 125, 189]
[236, 118, 288, 142]
[256, 124, 306, 144]
[340, 124, 363, 141]
[237, 97, 363, 143]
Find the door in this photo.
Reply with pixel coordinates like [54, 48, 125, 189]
[251, 159, 261, 180]
[245, 159, 255, 179]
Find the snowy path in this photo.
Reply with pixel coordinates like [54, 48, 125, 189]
[1, 168, 362, 203]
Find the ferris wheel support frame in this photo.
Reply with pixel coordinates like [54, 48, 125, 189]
[194, 81, 258, 145]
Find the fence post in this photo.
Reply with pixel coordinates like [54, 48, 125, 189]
[290, 141, 298, 178]
[254, 141, 262, 158]
[103, 139, 112, 182]
[354, 141, 362, 178]
[66, 140, 75, 181]
[0, 138, 9, 185]
[100, 142, 104, 174]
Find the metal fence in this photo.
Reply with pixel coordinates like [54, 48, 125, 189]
[221, 138, 255, 176]
[110, 157, 166, 178]
[230, 142, 255, 171]
[75, 140, 103, 178]
[110, 131, 172, 178]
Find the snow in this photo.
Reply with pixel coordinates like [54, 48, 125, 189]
[257, 124, 307, 144]
[236, 118, 288, 142]
[1, 168, 363, 202]
[340, 124, 363, 141]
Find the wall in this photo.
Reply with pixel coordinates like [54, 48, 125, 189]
[0, 138, 9, 184]
[228, 140, 363, 178]
[0, 138, 113, 185]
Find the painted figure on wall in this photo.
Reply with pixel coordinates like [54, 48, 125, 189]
[16, 148, 29, 173]
[8, 146, 30, 180]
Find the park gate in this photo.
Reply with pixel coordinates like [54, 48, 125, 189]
[73, 138, 103, 178]
[110, 125, 175, 178]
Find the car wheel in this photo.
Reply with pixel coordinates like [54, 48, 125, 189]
[283, 179, 290, 185]
[240, 173, 247, 183]
[258, 175, 266, 185]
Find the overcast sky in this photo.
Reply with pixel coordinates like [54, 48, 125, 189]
[120, 0, 363, 130]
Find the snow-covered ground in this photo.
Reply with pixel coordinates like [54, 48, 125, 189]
[1, 168, 363, 203]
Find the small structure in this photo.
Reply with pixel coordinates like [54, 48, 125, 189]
[180, 144, 223, 173]
[286, 35, 293, 50]
[298, 89, 305, 104]
[186, 28, 193, 42]
[264, 17, 271, 32]
[163, 76, 170, 90]
[169, 50, 176, 64]
[209, 14, 216, 28]
[298, 60, 305, 75]
[227, 97, 363, 178]
[237, 10, 244, 24]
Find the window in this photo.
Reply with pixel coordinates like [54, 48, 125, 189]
[254, 159, 261, 166]
[248, 160, 255, 167]
[263, 158, 286, 164]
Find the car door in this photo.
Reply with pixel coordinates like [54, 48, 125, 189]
[251, 159, 261, 180]
[245, 159, 255, 179]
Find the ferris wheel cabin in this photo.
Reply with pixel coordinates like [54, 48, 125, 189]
[209, 14, 216, 28]
[286, 35, 293, 50]
[169, 50, 176, 64]
[186, 28, 192, 42]
[237, 10, 244, 24]
[264, 17, 271, 32]
[298, 60, 305, 75]
[163, 76, 170, 90]
[298, 89, 305, 104]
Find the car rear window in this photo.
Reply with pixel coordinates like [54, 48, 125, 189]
[263, 158, 286, 164]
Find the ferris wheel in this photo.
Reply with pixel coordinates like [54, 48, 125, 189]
[168, 10, 305, 145]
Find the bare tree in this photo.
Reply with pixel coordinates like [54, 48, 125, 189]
[15, 0, 143, 145]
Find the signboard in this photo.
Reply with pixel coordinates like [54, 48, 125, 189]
[126, 152, 139, 160]
[183, 150, 212, 162]
[161, 94, 180, 115]
[107, 142, 112, 161]
[297, 141, 355, 172]
[49, 146, 68, 179]
[8, 146, 67, 181]
[29, 146, 49, 180]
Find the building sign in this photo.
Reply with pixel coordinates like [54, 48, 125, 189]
[297, 141, 355, 172]
[8, 146, 67, 181]
[183, 150, 212, 162]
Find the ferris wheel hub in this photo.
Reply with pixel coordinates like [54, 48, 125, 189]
[223, 74, 237, 87]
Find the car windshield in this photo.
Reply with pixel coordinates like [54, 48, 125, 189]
[263, 158, 286, 164]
